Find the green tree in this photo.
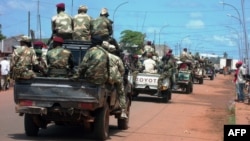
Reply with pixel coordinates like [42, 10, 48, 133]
[119, 30, 145, 54]
[0, 24, 6, 40]
[223, 52, 228, 58]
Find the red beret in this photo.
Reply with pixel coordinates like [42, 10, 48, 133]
[237, 61, 243, 65]
[56, 3, 65, 9]
[166, 53, 171, 56]
[133, 55, 138, 58]
[33, 41, 44, 46]
[53, 36, 64, 43]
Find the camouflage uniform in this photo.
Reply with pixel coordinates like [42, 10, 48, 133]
[158, 54, 176, 90]
[108, 53, 126, 109]
[33, 41, 48, 74]
[73, 5, 92, 41]
[78, 45, 109, 84]
[46, 46, 74, 77]
[52, 9, 73, 39]
[102, 42, 127, 118]
[10, 37, 40, 80]
[91, 8, 113, 41]
[127, 55, 143, 84]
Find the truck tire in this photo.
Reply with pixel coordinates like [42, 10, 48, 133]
[132, 91, 139, 98]
[210, 75, 214, 80]
[118, 108, 129, 130]
[118, 96, 131, 130]
[161, 89, 171, 103]
[199, 78, 203, 84]
[24, 114, 39, 136]
[93, 104, 110, 140]
[185, 83, 192, 94]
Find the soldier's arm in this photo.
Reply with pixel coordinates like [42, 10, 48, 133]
[107, 19, 113, 36]
[118, 58, 125, 75]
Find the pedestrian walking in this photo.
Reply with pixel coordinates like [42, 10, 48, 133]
[0, 57, 10, 91]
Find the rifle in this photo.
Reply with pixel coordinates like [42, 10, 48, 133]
[46, 33, 54, 46]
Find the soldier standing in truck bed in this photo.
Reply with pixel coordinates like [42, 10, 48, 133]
[73, 5, 92, 41]
[51, 3, 73, 40]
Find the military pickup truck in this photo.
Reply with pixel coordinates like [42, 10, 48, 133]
[14, 40, 132, 140]
[128, 72, 172, 103]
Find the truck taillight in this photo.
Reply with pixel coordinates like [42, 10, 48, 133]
[78, 103, 94, 110]
[19, 100, 34, 106]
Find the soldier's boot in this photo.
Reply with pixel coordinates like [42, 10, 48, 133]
[121, 109, 128, 119]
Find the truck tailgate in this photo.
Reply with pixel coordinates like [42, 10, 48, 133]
[128, 73, 160, 89]
[14, 77, 103, 104]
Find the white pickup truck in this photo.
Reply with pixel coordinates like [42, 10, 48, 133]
[128, 72, 172, 103]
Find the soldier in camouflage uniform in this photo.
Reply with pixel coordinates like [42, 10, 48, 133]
[33, 41, 48, 74]
[90, 8, 113, 41]
[157, 51, 176, 94]
[76, 35, 109, 84]
[51, 3, 73, 40]
[46, 36, 74, 77]
[73, 5, 92, 41]
[10, 36, 46, 79]
[102, 41, 128, 118]
[127, 54, 143, 85]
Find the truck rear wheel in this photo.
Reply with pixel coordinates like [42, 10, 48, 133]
[199, 78, 203, 84]
[185, 83, 192, 94]
[24, 114, 39, 136]
[161, 89, 171, 103]
[93, 104, 110, 140]
[118, 97, 131, 130]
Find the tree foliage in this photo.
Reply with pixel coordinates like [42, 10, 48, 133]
[0, 24, 6, 40]
[223, 52, 228, 58]
[119, 30, 145, 54]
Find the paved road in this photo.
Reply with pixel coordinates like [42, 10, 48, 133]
[0, 74, 235, 141]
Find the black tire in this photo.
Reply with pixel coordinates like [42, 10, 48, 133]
[118, 95, 131, 130]
[199, 78, 203, 84]
[185, 83, 191, 94]
[210, 75, 214, 80]
[24, 114, 39, 136]
[161, 89, 171, 103]
[93, 104, 110, 140]
[132, 91, 139, 98]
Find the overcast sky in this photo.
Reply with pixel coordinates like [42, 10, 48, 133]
[0, 0, 249, 59]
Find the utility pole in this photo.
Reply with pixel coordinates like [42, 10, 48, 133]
[28, 11, 30, 37]
[37, 0, 41, 40]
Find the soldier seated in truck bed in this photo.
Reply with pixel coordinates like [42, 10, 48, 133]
[142, 52, 157, 73]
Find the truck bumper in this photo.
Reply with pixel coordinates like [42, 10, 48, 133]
[15, 105, 47, 115]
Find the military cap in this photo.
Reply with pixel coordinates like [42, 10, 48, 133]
[53, 36, 64, 43]
[147, 41, 151, 45]
[18, 36, 31, 42]
[56, 3, 65, 9]
[237, 61, 243, 65]
[100, 8, 108, 15]
[33, 41, 44, 46]
[79, 5, 88, 10]
[168, 49, 173, 53]
[133, 55, 139, 59]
